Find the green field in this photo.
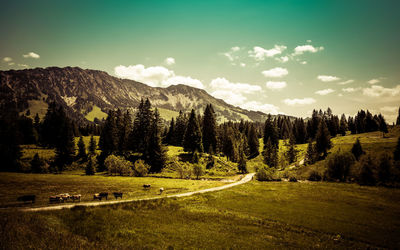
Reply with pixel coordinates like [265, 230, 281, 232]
[0, 172, 225, 208]
[1, 180, 399, 249]
[85, 105, 108, 122]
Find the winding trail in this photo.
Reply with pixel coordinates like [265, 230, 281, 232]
[21, 173, 255, 212]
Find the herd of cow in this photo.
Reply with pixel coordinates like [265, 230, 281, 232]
[16, 184, 164, 204]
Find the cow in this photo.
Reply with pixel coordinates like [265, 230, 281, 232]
[70, 194, 81, 202]
[17, 195, 36, 203]
[59, 193, 70, 202]
[159, 187, 164, 194]
[93, 193, 102, 201]
[94, 192, 108, 201]
[49, 196, 62, 203]
[113, 192, 123, 199]
[143, 184, 151, 189]
[99, 192, 108, 200]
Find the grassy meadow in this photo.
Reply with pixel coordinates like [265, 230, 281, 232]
[1, 180, 399, 249]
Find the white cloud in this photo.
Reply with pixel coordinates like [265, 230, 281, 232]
[210, 90, 247, 106]
[342, 87, 359, 93]
[262, 67, 288, 78]
[209, 77, 262, 107]
[164, 57, 175, 65]
[266, 81, 287, 90]
[306, 40, 312, 43]
[22, 52, 40, 59]
[209, 77, 261, 94]
[115, 64, 173, 87]
[315, 88, 335, 95]
[283, 98, 316, 106]
[293, 45, 324, 55]
[240, 63, 246, 67]
[3, 57, 12, 62]
[114, 64, 204, 89]
[275, 56, 289, 63]
[18, 64, 29, 68]
[8, 62, 15, 66]
[363, 85, 400, 97]
[338, 79, 354, 85]
[368, 79, 380, 84]
[240, 101, 280, 115]
[338, 93, 343, 97]
[300, 61, 307, 65]
[248, 45, 286, 61]
[317, 75, 340, 82]
[162, 76, 204, 89]
[223, 46, 241, 62]
[380, 106, 398, 113]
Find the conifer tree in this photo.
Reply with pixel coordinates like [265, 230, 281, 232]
[351, 138, 364, 161]
[146, 108, 167, 172]
[378, 114, 388, 137]
[30, 153, 44, 173]
[247, 124, 259, 158]
[304, 139, 316, 165]
[202, 104, 217, 154]
[393, 137, 400, 161]
[130, 98, 153, 153]
[85, 157, 96, 175]
[286, 134, 298, 164]
[54, 120, 75, 172]
[238, 152, 248, 173]
[263, 115, 279, 149]
[339, 114, 348, 136]
[77, 136, 87, 160]
[397, 107, 400, 125]
[89, 135, 96, 155]
[315, 119, 332, 158]
[263, 138, 278, 168]
[174, 110, 187, 146]
[183, 109, 203, 153]
[165, 118, 175, 145]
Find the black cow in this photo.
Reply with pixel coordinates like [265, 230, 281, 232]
[94, 192, 108, 201]
[143, 184, 151, 189]
[113, 192, 123, 199]
[17, 195, 36, 203]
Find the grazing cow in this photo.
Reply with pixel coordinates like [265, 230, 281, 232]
[49, 196, 62, 203]
[99, 192, 108, 200]
[143, 184, 151, 189]
[113, 192, 123, 199]
[93, 193, 102, 201]
[70, 194, 81, 202]
[59, 193, 70, 202]
[17, 195, 36, 203]
[159, 187, 164, 194]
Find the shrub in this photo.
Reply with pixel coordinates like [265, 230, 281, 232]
[104, 154, 133, 176]
[308, 170, 322, 181]
[176, 162, 192, 179]
[326, 150, 355, 182]
[206, 155, 215, 169]
[256, 167, 274, 181]
[351, 138, 364, 161]
[30, 153, 46, 173]
[193, 164, 204, 179]
[289, 176, 297, 182]
[191, 151, 200, 164]
[132, 159, 150, 177]
[353, 152, 395, 186]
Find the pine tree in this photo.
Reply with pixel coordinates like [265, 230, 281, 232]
[202, 104, 217, 154]
[315, 119, 332, 158]
[394, 137, 400, 161]
[378, 114, 388, 137]
[30, 153, 44, 173]
[183, 109, 203, 153]
[351, 138, 364, 161]
[165, 118, 175, 145]
[247, 124, 259, 158]
[54, 120, 75, 172]
[397, 107, 400, 125]
[174, 111, 187, 146]
[339, 114, 348, 136]
[286, 134, 298, 164]
[304, 139, 316, 165]
[263, 138, 278, 168]
[130, 98, 153, 153]
[238, 153, 248, 173]
[263, 115, 279, 149]
[147, 108, 167, 173]
[89, 135, 96, 155]
[77, 136, 87, 160]
[85, 157, 96, 175]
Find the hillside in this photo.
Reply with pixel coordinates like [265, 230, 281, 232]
[0, 67, 275, 123]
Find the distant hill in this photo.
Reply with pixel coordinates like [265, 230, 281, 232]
[0, 67, 284, 123]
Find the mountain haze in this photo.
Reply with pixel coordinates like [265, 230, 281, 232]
[0, 67, 275, 123]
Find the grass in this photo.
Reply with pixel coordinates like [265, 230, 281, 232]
[1, 180, 399, 249]
[85, 105, 108, 122]
[157, 107, 179, 121]
[0, 172, 225, 208]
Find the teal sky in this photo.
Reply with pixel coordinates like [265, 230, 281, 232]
[1, 0, 400, 122]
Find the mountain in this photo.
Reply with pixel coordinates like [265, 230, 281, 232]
[0, 66, 278, 123]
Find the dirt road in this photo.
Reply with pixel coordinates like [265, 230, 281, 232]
[21, 173, 255, 212]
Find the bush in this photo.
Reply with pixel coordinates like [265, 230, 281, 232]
[355, 154, 376, 186]
[132, 159, 150, 177]
[326, 150, 355, 182]
[104, 154, 133, 176]
[191, 151, 200, 164]
[193, 164, 204, 179]
[256, 166, 274, 181]
[289, 176, 297, 182]
[308, 170, 322, 181]
[176, 162, 192, 179]
[353, 152, 394, 186]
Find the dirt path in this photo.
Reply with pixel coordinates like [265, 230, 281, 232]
[21, 173, 255, 212]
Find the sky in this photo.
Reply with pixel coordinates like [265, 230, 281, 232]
[1, 0, 400, 122]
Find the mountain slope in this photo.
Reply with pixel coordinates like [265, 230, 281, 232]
[0, 67, 275, 123]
